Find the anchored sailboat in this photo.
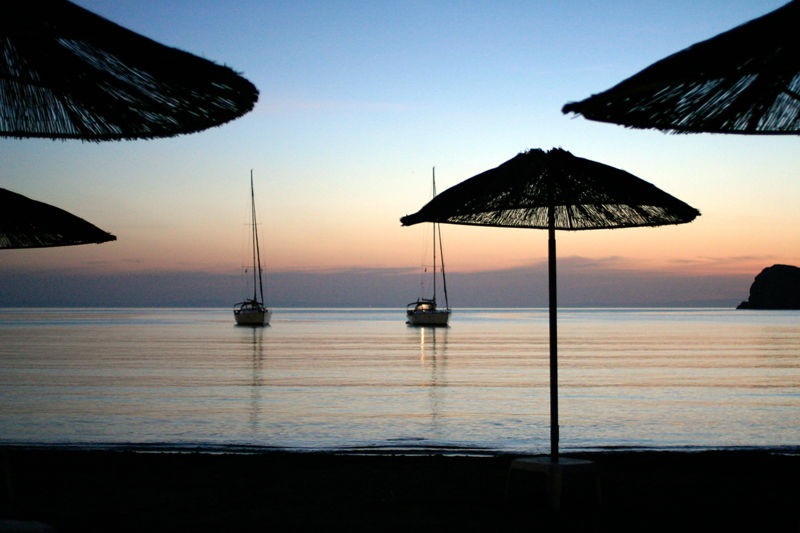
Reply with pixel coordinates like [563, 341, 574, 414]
[406, 168, 451, 327]
[234, 171, 271, 326]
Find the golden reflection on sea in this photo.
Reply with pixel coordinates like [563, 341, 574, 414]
[0, 308, 798, 452]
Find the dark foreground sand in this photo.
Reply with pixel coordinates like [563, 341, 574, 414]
[1, 447, 799, 532]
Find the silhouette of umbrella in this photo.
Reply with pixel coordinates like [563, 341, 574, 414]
[562, 1, 800, 134]
[2, 1, 259, 248]
[0, 188, 115, 249]
[1, 0, 259, 141]
[401, 148, 700, 460]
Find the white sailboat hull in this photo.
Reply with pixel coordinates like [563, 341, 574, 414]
[407, 308, 450, 326]
[234, 307, 271, 326]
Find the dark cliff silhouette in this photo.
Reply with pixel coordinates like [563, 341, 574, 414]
[737, 264, 800, 309]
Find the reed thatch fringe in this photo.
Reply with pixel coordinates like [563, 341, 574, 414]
[401, 148, 700, 230]
[1, 0, 258, 141]
[562, 1, 800, 134]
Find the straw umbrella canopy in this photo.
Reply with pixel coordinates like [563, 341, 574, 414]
[401, 148, 700, 460]
[561, 1, 800, 134]
[2, 1, 259, 248]
[0, 187, 115, 249]
[1, 0, 259, 141]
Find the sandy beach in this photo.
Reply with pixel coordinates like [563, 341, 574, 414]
[1, 447, 798, 532]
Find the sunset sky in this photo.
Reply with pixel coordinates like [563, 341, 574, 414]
[2, 0, 798, 306]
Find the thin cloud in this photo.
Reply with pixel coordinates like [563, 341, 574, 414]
[255, 98, 418, 114]
[0, 259, 758, 308]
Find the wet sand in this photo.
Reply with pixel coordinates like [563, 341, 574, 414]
[1, 447, 799, 532]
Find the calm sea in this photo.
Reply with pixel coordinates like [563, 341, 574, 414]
[1, 308, 798, 453]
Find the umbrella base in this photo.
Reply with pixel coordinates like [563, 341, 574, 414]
[508, 456, 600, 512]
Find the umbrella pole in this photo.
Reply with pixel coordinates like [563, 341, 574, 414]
[548, 211, 559, 461]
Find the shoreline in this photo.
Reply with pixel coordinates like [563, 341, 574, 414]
[3, 441, 800, 455]
[2, 446, 799, 532]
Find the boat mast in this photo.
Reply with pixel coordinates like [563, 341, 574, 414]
[431, 167, 437, 303]
[438, 221, 449, 310]
[250, 170, 264, 305]
[432, 167, 449, 310]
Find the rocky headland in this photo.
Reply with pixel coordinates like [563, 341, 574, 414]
[737, 264, 800, 309]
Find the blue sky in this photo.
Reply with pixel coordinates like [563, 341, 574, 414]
[1, 0, 797, 306]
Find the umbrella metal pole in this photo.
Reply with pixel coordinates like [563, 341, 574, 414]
[548, 214, 559, 461]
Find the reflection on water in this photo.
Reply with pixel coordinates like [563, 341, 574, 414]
[247, 327, 265, 433]
[418, 327, 449, 436]
[0, 308, 799, 452]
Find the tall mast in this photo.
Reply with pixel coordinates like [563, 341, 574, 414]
[432, 167, 449, 310]
[250, 170, 264, 304]
[438, 220, 449, 310]
[250, 171, 257, 301]
[431, 167, 437, 303]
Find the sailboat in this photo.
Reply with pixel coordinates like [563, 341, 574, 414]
[234, 170, 271, 326]
[406, 168, 451, 327]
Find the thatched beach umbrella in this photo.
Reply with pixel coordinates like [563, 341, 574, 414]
[2, 1, 259, 248]
[0, 188, 115, 249]
[562, 1, 800, 134]
[1, 0, 258, 141]
[401, 148, 700, 460]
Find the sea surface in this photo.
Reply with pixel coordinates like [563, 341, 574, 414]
[1, 307, 799, 453]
